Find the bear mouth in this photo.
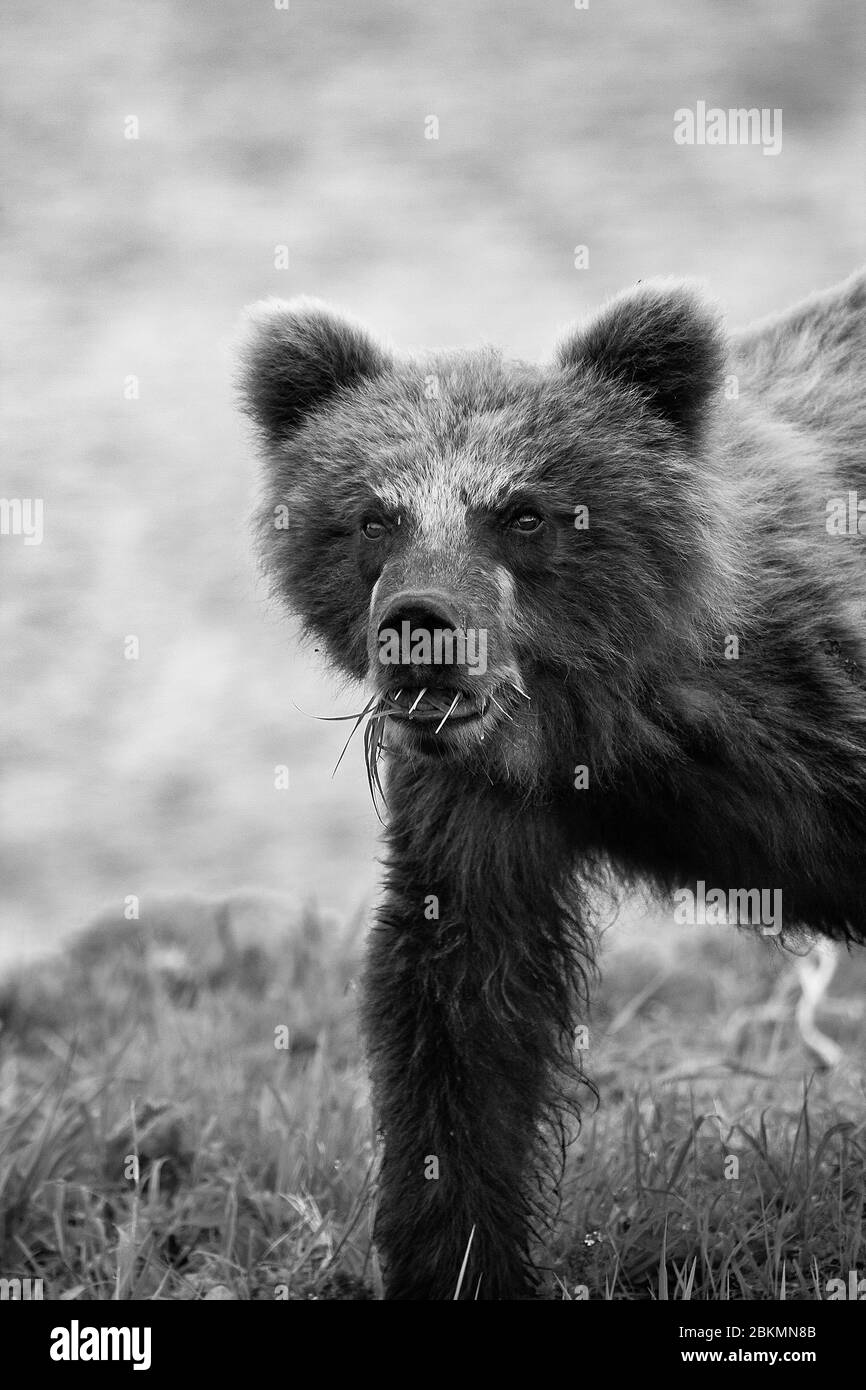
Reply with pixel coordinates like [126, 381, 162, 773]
[384, 684, 487, 731]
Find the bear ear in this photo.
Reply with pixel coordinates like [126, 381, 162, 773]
[556, 280, 725, 440]
[239, 298, 391, 446]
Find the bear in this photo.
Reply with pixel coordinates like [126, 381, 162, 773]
[239, 270, 866, 1300]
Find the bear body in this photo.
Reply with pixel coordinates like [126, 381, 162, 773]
[241, 272, 866, 1298]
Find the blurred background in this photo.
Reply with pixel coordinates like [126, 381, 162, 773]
[2, 0, 863, 965]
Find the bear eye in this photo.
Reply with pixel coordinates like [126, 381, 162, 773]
[361, 518, 388, 540]
[509, 510, 544, 534]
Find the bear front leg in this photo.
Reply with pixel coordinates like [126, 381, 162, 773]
[361, 774, 587, 1300]
[363, 912, 540, 1298]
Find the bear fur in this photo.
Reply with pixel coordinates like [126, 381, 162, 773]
[240, 271, 866, 1299]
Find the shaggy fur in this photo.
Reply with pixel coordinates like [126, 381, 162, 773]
[239, 272, 866, 1299]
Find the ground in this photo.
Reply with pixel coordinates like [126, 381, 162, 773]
[1, 896, 863, 1300]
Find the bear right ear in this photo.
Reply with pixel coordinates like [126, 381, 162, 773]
[239, 298, 391, 446]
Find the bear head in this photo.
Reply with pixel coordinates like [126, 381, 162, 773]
[240, 283, 730, 789]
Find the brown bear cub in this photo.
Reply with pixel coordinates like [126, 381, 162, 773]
[240, 272, 866, 1299]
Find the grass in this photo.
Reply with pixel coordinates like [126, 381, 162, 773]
[1, 896, 863, 1300]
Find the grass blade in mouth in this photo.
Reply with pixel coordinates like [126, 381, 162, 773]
[434, 693, 461, 734]
[332, 692, 380, 778]
[363, 702, 390, 821]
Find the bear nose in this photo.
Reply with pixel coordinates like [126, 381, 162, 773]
[377, 592, 462, 651]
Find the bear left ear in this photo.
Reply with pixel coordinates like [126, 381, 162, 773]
[239, 297, 391, 447]
[556, 280, 725, 441]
